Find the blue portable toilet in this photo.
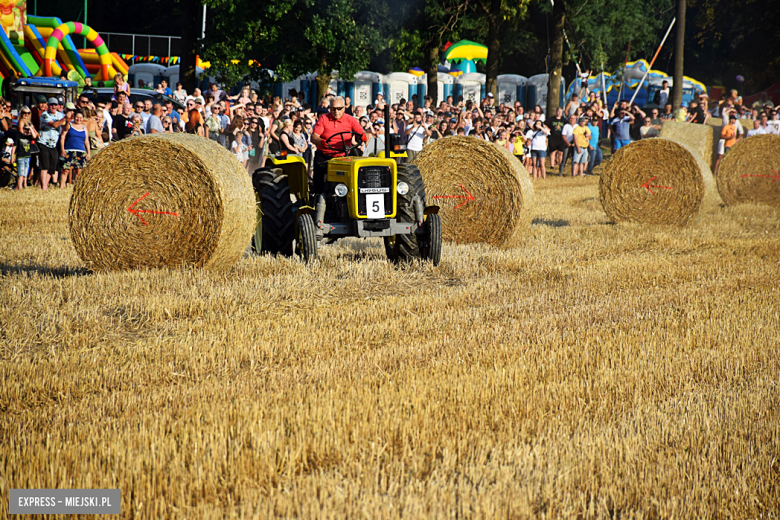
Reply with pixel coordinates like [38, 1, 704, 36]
[454, 73, 485, 103]
[384, 72, 418, 105]
[526, 85, 537, 109]
[496, 74, 527, 105]
[527, 73, 566, 114]
[352, 71, 382, 108]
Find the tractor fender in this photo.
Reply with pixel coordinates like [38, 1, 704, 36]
[424, 205, 440, 215]
[296, 206, 315, 219]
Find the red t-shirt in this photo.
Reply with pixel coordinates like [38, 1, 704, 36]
[313, 112, 365, 156]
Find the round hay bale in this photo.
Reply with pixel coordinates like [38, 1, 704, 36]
[661, 120, 717, 170]
[600, 138, 721, 226]
[716, 134, 780, 206]
[411, 137, 534, 247]
[69, 133, 255, 270]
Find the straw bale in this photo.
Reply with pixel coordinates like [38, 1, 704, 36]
[412, 136, 534, 247]
[69, 133, 255, 270]
[660, 121, 715, 168]
[600, 138, 721, 226]
[716, 134, 780, 206]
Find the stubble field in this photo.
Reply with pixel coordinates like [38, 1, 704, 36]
[1, 175, 779, 518]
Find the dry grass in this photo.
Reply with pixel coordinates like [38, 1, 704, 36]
[1, 178, 779, 519]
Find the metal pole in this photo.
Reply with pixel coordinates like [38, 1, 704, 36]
[601, 63, 607, 107]
[202, 6, 207, 39]
[84, 0, 88, 49]
[628, 17, 676, 106]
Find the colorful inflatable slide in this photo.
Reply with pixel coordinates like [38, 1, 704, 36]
[0, 2, 128, 90]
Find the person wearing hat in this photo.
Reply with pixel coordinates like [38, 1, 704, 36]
[571, 116, 591, 177]
[38, 97, 66, 190]
[32, 95, 48, 132]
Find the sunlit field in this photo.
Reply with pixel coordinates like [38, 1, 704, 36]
[1, 174, 779, 518]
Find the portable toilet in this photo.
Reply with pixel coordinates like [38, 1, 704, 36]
[527, 73, 566, 112]
[352, 71, 382, 108]
[454, 73, 486, 103]
[129, 63, 167, 89]
[423, 72, 457, 104]
[164, 65, 204, 90]
[496, 74, 527, 106]
[384, 72, 418, 104]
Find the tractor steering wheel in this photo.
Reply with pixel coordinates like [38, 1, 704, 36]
[321, 131, 364, 157]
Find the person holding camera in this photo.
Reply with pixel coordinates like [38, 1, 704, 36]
[610, 107, 634, 151]
[7, 113, 39, 190]
[405, 112, 431, 163]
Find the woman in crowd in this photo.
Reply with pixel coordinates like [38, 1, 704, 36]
[84, 108, 105, 153]
[526, 119, 550, 180]
[130, 114, 145, 137]
[113, 74, 130, 100]
[59, 111, 90, 188]
[185, 99, 204, 136]
[247, 119, 264, 172]
[161, 116, 175, 133]
[229, 119, 248, 167]
[173, 82, 188, 103]
[279, 119, 300, 156]
[10, 116, 38, 191]
[291, 120, 308, 157]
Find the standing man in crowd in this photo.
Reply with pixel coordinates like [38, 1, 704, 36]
[405, 111, 431, 163]
[146, 104, 164, 134]
[610, 107, 634, 151]
[559, 114, 576, 176]
[546, 107, 567, 170]
[571, 117, 591, 177]
[38, 97, 66, 190]
[586, 117, 601, 175]
[311, 96, 366, 195]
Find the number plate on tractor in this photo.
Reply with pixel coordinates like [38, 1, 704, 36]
[359, 187, 390, 194]
[366, 194, 385, 219]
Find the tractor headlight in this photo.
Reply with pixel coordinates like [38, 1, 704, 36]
[396, 181, 409, 195]
[334, 183, 348, 197]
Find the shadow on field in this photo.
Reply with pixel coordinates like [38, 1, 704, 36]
[532, 218, 570, 228]
[0, 262, 90, 278]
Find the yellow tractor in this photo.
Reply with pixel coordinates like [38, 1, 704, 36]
[251, 107, 441, 264]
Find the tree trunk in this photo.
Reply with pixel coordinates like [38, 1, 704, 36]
[484, 0, 502, 97]
[180, 0, 201, 94]
[546, 0, 565, 117]
[316, 73, 332, 102]
[672, 0, 686, 109]
[427, 44, 440, 106]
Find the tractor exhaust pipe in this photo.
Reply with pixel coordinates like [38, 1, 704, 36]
[384, 103, 390, 158]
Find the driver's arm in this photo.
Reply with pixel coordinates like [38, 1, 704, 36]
[311, 133, 323, 147]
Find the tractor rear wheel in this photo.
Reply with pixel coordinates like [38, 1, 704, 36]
[251, 168, 294, 255]
[384, 164, 426, 262]
[421, 213, 442, 266]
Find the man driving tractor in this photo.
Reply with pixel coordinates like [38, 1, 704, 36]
[311, 96, 367, 194]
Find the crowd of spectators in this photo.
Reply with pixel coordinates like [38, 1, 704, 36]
[4, 74, 777, 192]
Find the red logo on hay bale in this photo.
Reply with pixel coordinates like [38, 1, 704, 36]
[641, 176, 674, 195]
[433, 184, 475, 210]
[741, 169, 779, 182]
[127, 192, 179, 226]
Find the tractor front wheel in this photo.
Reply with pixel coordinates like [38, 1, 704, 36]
[384, 164, 426, 262]
[421, 213, 442, 266]
[296, 213, 318, 262]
